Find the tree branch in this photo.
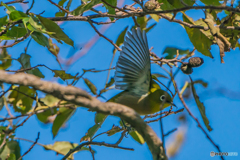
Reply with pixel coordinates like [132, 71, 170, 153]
[0, 70, 167, 160]
[62, 141, 134, 160]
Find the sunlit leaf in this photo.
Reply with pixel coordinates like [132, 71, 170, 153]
[44, 141, 91, 159]
[37, 15, 74, 46]
[0, 48, 12, 70]
[83, 78, 97, 95]
[52, 107, 75, 138]
[190, 77, 212, 131]
[150, 14, 159, 22]
[129, 130, 145, 144]
[182, 13, 213, 58]
[0, 141, 21, 160]
[8, 86, 36, 113]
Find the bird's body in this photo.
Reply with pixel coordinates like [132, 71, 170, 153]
[109, 81, 170, 115]
[110, 28, 175, 115]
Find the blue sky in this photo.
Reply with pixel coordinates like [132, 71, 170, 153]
[1, 0, 240, 160]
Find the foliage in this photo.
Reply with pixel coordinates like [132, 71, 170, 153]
[0, 0, 238, 159]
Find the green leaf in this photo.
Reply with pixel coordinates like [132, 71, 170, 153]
[17, 53, 45, 78]
[32, 68, 45, 78]
[95, 113, 106, 124]
[158, 0, 174, 10]
[0, 48, 12, 70]
[18, 53, 31, 69]
[55, 11, 66, 17]
[193, 79, 208, 88]
[190, 77, 212, 131]
[83, 78, 97, 95]
[106, 125, 121, 136]
[129, 130, 145, 144]
[0, 141, 21, 160]
[0, 97, 4, 111]
[103, 0, 117, 21]
[81, 113, 107, 142]
[81, 124, 100, 141]
[182, 13, 213, 58]
[71, 0, 101, 16]
[31, 32, 49, 48]
[200, 0, 221, 6]
[8, 86, 36, 113]
[0, 16, 8, 27]
[7, 153, 16, 160]
[28, 16, 44, 32]
[167, 0, 195, 8]
[36, 106, 57, 123]
[150, 14, 159, 22]
[152, 73, 169, 79]
[113, 26, 128, 53]
[52, 107, 75, 138]
[0, 2, 16, 13]
[145, 23, 157, 33]
[39, 95, 59, 107]
[37, 15, 74, 46]
[44, 141, 91, 159]
[53, 70, 76, 80]
[105, 77, 115, 88]
[163, 46, 190, 59]
[0, 26, 27, 40]
[137, 16, 148, 30]
[59, 0, 67, 6]
[9, 11, 28, 21]
[48, 38, 60, 56]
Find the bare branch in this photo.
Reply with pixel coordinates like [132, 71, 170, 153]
[0, 70, 167, 160]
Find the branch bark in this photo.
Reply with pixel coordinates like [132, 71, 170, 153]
[0, 70, 167, 160]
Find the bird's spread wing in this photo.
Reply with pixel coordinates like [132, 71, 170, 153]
[114, 28, 151, 95]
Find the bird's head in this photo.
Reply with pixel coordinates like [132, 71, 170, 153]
[149, 89, 175, 112]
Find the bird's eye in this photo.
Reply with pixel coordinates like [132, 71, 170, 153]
[160, 95, 165, 101]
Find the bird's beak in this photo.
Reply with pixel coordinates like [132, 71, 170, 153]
[170, 102, 177, 108]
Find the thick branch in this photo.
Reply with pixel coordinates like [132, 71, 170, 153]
[0, 70, 167, 160]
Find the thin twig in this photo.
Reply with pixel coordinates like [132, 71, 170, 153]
[173, 76, 224, 160]
[145, 108, 184, 123]
[88, 20, 121, 51]
[164, 128, 177, 137]
[47, 0, 69, 13]
[18, 132, 40, 160]
[62, 141, 134, 160]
